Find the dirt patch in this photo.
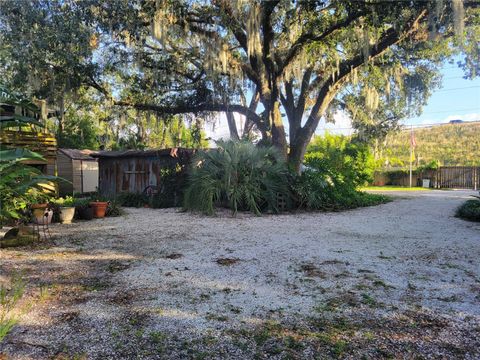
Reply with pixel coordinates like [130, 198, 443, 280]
[216, 257, 241, 266]
[165, 253, 183, 259]
[300, 263, 327, 278]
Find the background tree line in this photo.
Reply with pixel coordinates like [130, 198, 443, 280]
[374, 121, 480, 167]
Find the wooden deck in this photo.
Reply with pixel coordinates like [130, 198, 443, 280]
[0, 129, 57, 175]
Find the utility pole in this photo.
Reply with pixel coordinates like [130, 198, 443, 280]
[409, 125, 413, 188]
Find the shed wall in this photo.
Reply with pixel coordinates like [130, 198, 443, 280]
[57, 152, 73, 195]
[98, 155, 182, 195]
[57, 153, 99, 195]
[72, 160, 83, 193]
[81, 160, 99, 193]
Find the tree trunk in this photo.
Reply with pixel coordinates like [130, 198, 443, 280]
[269, 100, 288, 157]
[288, 132, 310, 174]
[226, 112, 240, 140]
[286, 90, 335, 173]
[58, 95, 64, 139]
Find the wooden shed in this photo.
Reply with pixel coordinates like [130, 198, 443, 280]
[57, 149, 99, 195]
[94, 148, 194, 197]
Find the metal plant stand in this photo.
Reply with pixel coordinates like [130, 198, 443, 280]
[32, 209, 53, 240]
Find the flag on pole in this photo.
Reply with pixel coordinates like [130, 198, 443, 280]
[410, 128, 416, 162]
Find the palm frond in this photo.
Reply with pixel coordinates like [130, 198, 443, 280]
[183, 140, 290, 215]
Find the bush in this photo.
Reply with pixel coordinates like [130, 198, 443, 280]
[292, 169, 333, 210]
[305, 134, 375, 188]
[148, 166, 186, 208]
[106, 199, 124, 217]
[183, 140, 290, 215]
[456, 199, 480, 222]
[293, 135, 389, 211]
[293, 170, 390, 211]
[117, 192, 149, 208]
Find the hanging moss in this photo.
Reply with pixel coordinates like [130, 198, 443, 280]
[247, 3, 262, 58]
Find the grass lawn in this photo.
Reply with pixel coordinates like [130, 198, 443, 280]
[360, 185, 432, 191]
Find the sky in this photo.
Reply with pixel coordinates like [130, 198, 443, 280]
[206, 60, 480, 141]
[407, 63, 480, 126]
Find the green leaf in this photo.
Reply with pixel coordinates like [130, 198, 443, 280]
[0, 148, 46, 163]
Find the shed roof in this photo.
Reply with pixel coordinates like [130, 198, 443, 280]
[92, 148, 195, 159]
[58, 148, 98, 160]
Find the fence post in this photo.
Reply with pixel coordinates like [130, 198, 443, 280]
[475, 167, 478, 191]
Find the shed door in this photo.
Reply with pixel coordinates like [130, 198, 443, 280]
[82, 161, 99, 193]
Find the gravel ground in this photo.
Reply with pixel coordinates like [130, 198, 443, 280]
[1, 190, 479, 359]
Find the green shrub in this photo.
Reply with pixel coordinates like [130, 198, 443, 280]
[0, 88, 63, 224]
[117, 192, 148, 208]
[456, 199, 480, 222]
[305, 134, 375, 188]
[292, 169, 333, 210]
[0, 149, 58, 225]
[149, 166, 186, 208]
[293, 170, 390, 211]
[293, 135, 389, 211]
[183, 140, 290, 215]
[106, 199, 124, 217]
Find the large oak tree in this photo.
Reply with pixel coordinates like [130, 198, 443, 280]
[1, 1, 479, 171]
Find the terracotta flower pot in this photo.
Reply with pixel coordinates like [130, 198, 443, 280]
[31, 203, 48, 210]
[90, 201, 108, 218]
[59, 206, 75, 224]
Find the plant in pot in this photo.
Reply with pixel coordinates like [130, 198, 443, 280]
[52, 196, 76, 224]
[89, 195, 109, 218]
[30, 191, 50, 211]
[30, 192, 53, 225]
[75, 199, 94, 220]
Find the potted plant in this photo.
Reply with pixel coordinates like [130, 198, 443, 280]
[53, 196, 76, 224]
[75, 199, 94, 220]
[32, 207, 53, 225]
[89, 199, 109, 218]
[30, 193, 50, 211]
[31, 202, 48, 210]
[31, 193, 53, 224]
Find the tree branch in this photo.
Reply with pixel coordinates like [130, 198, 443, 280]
[212, 0, 248, 51]
[302, 9, 428, 137]
[296, 68, 313, 120]
[113, 100, 266, 133]
[278, 10, 366, 76]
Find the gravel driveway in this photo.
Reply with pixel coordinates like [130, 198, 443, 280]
[1, 190, 479, 359]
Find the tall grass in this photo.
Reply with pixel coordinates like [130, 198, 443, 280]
[0, 274, 26, 341]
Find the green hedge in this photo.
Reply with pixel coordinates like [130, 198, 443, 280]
[456, 199, 480, 222]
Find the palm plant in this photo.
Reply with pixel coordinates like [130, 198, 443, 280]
[0, 148, 58, 223]
[183, 140, 290, 215]
[0, 86, 60, 224]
